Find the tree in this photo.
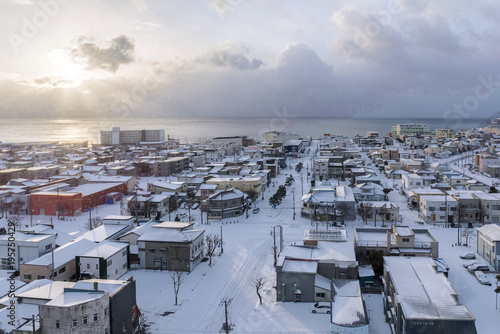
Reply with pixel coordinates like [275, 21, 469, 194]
[134, 313, 149, 334]
[453, 204, 467, 227]
[87, 216, 103, 231]
[489, 186, 498, 193]
[57, 202, 70, 220]
[11, 198, 23, 215]
[0, 200, 6, 218]
[170, 271, 185, 306]
[205, 234, 220, 266]
[295, 162, 303, 174]
[269, 194, 282, 208]
[357, 202, 374, 225]
[462, 228, 474, 247]
[253, 277, 265, 305]
[382, 188, 392, 200]
[377, 206, 389, 227]
[336, 202, 351, 223]
[478, 202, 488, 225]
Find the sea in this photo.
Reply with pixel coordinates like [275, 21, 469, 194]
[0, 117, 491, 145]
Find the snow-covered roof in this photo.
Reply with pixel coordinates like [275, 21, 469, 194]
[385, 257, 475, 321]
[478, 224, 500, 241]
[78, 240, 128, 259]
[25, 239, 95, 267]
[138, 228, 204, 243]
[45, 290, 107, 307]
[331, 280, 367, 327]
[78, 224, 130, 242]
[314, 274, 331, 291]
[281, 258, 318, 273]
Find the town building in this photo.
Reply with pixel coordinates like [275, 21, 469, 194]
[100, 127, 165, 145]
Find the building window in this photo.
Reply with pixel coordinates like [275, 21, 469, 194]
[55, 320, 60, 328]
[37, 275, 45, 279]
[148, 248, 156, 253]
[87, 263, 90, 269]
[122, 250, 127, 256]
[58, 267, 66, 274]
[107, 259, 112, 267]
[93, 313, 98, 322]
[45, 244, 52, 250]
[104, 308, 108, 316]
[23, 274, 32, 280]
[316, 292, 326, 298]
[159, 248, 166, 253]
[72, 319, 78, 328]
[96, 264, 99, 270]
[83, 316, 88, 325]
[123, 263, 127, 269]
[402, 238, 410, 243]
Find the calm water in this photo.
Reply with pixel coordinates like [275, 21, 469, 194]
[0, 117, 490, 144]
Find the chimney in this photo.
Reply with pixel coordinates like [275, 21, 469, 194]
[93, 282, 98, 291]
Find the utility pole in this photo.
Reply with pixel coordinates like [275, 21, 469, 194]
[292, 188, 296, 220]
[51, 247, 55, 280]
[220, 225, 223, 254]
[221, 298, 232, 334]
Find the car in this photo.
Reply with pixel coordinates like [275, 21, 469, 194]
[463, 260, 483, 269]
[252, 207, 260, 214]
[460, 252, 476, 259]
[467, 264, 490, 273]
[311, 302, 331, 314]
[474, 271, 492, 285]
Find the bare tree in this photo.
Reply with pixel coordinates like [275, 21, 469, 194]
[87, 216, 103, 231]
[205, 234, 220, 266]
[253, 277, 265, 305]
[478, 202, 487, 225]
[453, 203, 468, 227]
[336, 202, 351, 223]
[170, 271, 185, 306]
[0, 200, 6, 218]
[57, 202, 69, 220]
[357, 202, 374, 225]
[134, 313, 149, 334]
[11, 198, 23, 215]
[462, 228, 474, 247]
[377, 206, 389, 227]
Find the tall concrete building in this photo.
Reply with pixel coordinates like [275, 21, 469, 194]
[100, 127, 165, 145]
[391, 123, 431, 138]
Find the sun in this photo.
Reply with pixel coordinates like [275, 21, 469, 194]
[47, 49, 87, 86]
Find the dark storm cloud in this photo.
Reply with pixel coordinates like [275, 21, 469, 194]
[70, 35, 135, 73]
[195, 43, 263, 70]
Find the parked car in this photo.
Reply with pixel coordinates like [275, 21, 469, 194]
[253, 207, 260, 214]
[311, 302, 331, 314]
[474, 271, 492, 285]
[460, 252, 476, 259]
[468, 264, 490, 273]
[463, 260, 483, 269]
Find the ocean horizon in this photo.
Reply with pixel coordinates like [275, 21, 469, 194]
[0, 117, 490, 145]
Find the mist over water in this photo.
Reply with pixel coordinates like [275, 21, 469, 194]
[0, 117, 489, 144]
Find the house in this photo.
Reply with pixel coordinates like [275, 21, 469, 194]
[20, 239, 95, 283]
[0, 232, 56, 270]
[401, 173, 424, 193]
[205, 188, 248, 220]
[383, 257, 477, 334]
[352, 182, 387, 202]
[300, 185, 356, 221]
[354, 226, 439, 258]
[358, 201, 400, 224]
[276, 258, 319, 302]
[471, 193, 500, 224]
[477, 224, 500, 270]
[137, 222, 204, 272]
[76, 241, 129, 280]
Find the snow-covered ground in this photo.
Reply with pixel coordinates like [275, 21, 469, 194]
[2, 143, 499, 333]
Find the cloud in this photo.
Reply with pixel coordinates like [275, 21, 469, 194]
[70, 35, 135, 73]
[195, 42, 263, 70]
[132, 0, 148, 11]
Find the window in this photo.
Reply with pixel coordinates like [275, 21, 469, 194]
[429, 207, 435, 211]
[159, 248, 166, 253]
[72, 319, 78, 328]
[37, 275, 45, 279]
[148, 248, 156, 253]
[87, 263, 90, 269]
[316, 292, 326, 298]
[58, 267, 66, 274]
[55, 320, 60, 329]
[122, 250, 127, 256]
[45, 244, 52, 250]
[93, 313, 98, 322]
[107, 259, 112, 267]
[83, 316, 88, 325]
[402, 238, 410, 243]
[115, 269, 118, 275]
[439, 207, 446, 211]
[123, 263, 127, 269]
[96, 264, 99, 269]
[104, 308, 108, 316]
[23, 274, 32, 280]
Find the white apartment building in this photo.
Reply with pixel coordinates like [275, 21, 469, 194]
[419, 195, 458, 223]
[100, 127, 165, 145]
[391, 123, 431, 138]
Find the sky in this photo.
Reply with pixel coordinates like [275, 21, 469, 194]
[1, 0, 500, 121]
